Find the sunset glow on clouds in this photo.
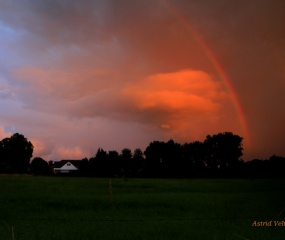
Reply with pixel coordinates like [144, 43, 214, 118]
[121, 69, 230, 140]
[1, 0, 285, 160]
[124, 70, 222, 110]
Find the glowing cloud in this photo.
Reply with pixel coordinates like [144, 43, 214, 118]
[131, 70, 223, 110]
[121, 69, 230, 140]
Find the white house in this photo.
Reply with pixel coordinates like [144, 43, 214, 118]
[53, 160, 81, 174]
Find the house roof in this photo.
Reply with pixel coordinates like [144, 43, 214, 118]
[53, 160, 82, 169]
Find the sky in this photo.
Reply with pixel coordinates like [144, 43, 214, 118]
[0, 0, 285, 161]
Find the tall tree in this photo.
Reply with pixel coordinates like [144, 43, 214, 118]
[89, 148, 108, 177]
[181, 141, 206, 177]
[144, 141, 165, 177]
[132, 148, 145, 176]
[204, 132, 243, 174]
[163, 140, 181, 177]
[120, 148, 132, 176]
[0, 133, 33, 173]
[107, 150, 120, 177]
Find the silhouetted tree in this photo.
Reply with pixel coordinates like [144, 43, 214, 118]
[30, 157, 50, 175]
[89, 148, 108, 177]
[120, 148, 132, 176]
[144, 141, 165, 177]
[132, 148, 145, 176]
[108, 150, 120, 176]
[181, 141, 206, 177]
[34, 130, 285, 179]
[0, 133, 33, 173]
[204, 132, 243, 176]
[78, 157, 90, 176]
[163, 140, 181, 177]
[268, 155, 285, 178]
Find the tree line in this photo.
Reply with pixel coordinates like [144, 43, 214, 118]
[0, 132, 284, 178]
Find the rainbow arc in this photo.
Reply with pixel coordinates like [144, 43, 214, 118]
[161, 0, 251, 144]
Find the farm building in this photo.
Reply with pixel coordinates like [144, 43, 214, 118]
[53, 160, 82, 174]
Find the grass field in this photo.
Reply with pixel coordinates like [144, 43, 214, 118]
[0, 176, 284, 240]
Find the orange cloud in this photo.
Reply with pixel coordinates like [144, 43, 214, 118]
[121, 69, 230, 141]
[123, 70, 225, 110]
[10, 64, 237, 146]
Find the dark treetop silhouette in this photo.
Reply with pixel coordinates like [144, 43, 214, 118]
[1, 132, 284, 178]
[0, 133, 33, 173]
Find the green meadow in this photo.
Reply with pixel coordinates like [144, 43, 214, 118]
[0, 176, 284, 240]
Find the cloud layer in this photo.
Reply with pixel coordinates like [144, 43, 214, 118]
[0, 0, 285, 160]
[120, 70, 231, 139]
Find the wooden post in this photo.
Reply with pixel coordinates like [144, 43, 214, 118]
[11, 226, 15, 240]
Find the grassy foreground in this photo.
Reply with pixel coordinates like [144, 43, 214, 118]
[0, 176, 284, 240]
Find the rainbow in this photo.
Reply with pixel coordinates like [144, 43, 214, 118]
[161, 0, 251, 144]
